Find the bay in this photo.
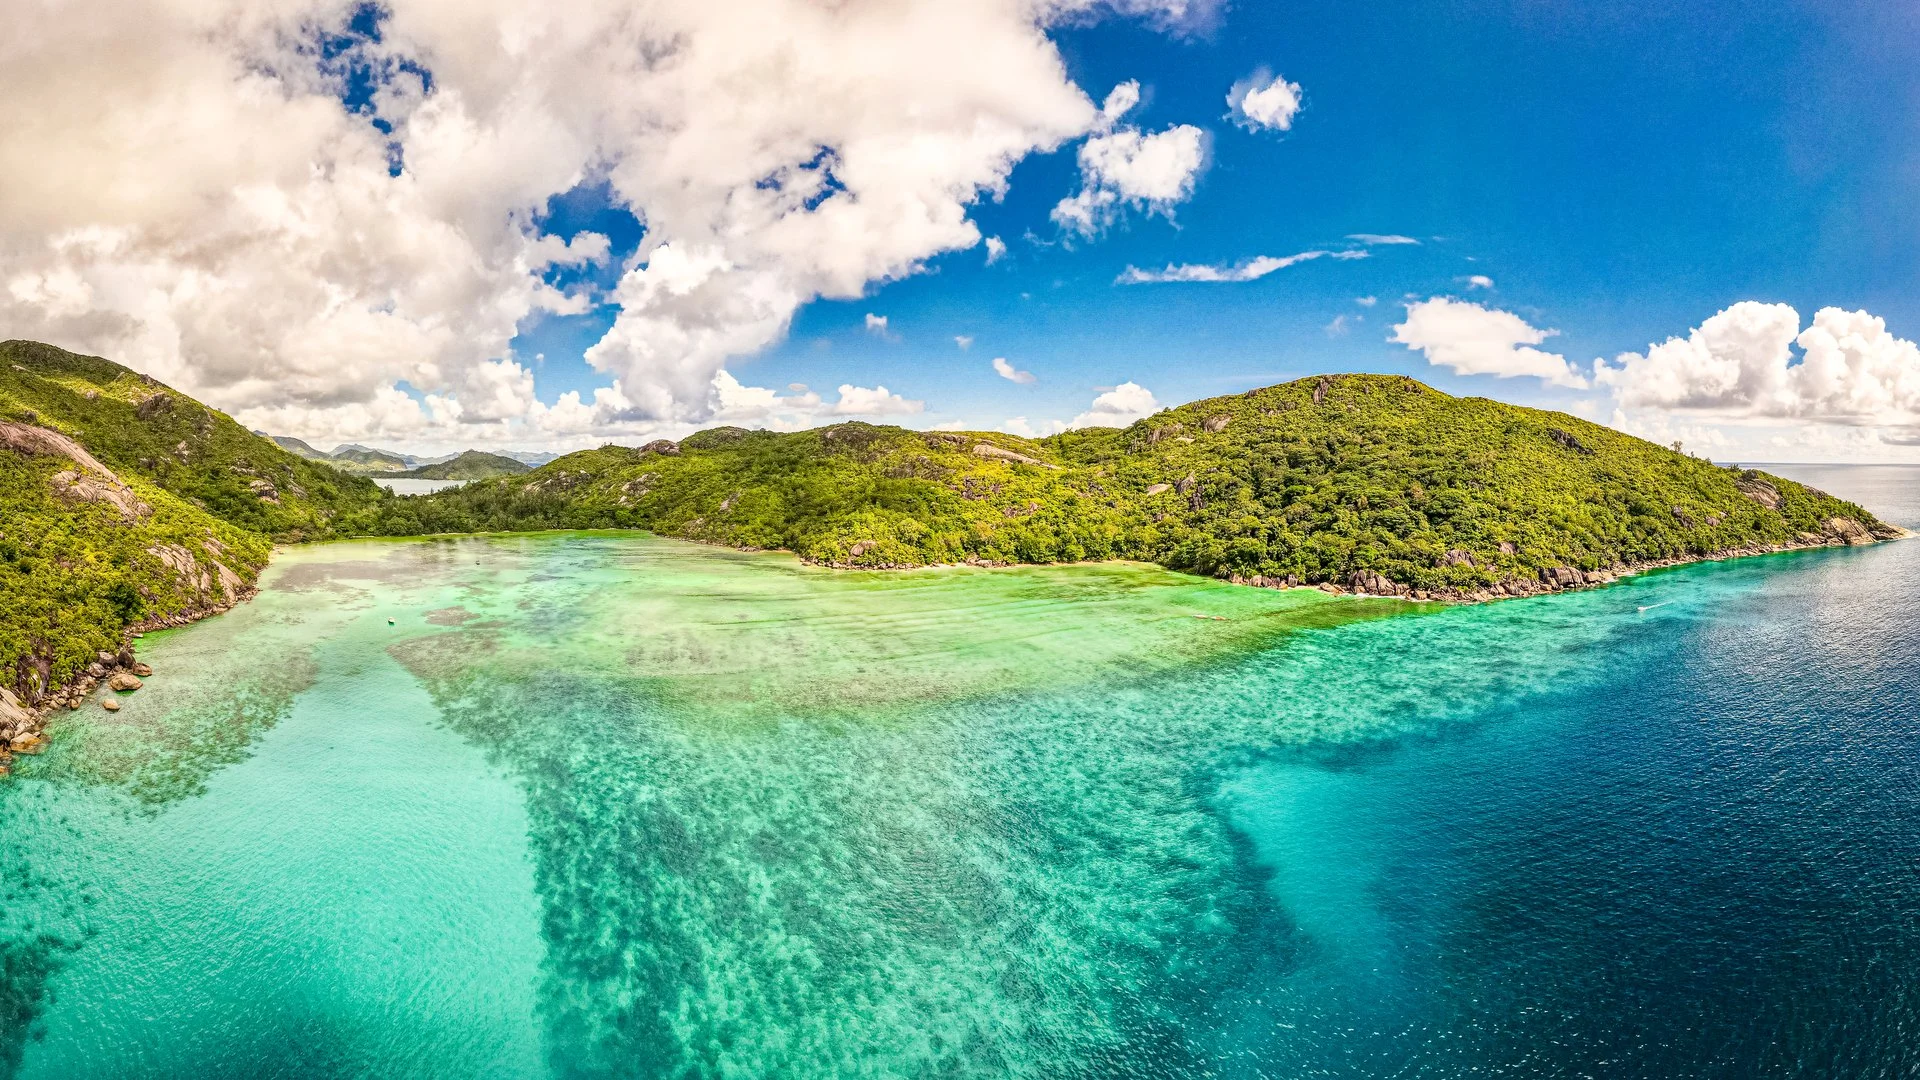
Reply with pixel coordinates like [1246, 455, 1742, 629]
[2, 466, 1915, 1078]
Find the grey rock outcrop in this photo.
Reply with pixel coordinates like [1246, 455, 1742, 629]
[1735, 475, 1782, 510]
[972, 443, 1046, 467]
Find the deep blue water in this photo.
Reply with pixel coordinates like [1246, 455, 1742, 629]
[1226, 464, 1920, 1077]
[1, 464, 1915, 1078]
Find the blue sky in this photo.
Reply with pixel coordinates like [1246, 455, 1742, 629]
[506, 0, 1920, 451]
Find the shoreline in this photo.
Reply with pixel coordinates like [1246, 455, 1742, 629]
[798, 516, 1908, 603]
[1249, 525, 1909, 604]
[5, 522, 1904, 776]
[1, 590, 257, 776]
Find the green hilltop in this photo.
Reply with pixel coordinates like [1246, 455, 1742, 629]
[326, 444, 411, 473]
[0, 340, 1898, 711]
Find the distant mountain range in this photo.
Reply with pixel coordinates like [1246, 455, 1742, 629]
[261, 434, 556, 474]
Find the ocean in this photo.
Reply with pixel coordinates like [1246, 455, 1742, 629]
[2, 464, 1914, 1079]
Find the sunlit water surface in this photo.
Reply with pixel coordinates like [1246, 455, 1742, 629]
[2, 465, 1916, 1079]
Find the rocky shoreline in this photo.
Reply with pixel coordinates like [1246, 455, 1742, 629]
[0, 590, 255, 777]
[803, 515, 1906, 603]
[1229, 515, 1905, 603]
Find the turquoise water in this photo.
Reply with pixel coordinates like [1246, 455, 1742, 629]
[3, 467, 1916, 1078]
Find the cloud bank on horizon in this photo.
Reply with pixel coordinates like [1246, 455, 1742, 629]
[2, 0, 1917, 460]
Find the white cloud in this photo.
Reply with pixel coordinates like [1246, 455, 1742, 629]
[992, 356, 1037, 384]
[529, 231, 613, 267]
[831, 383, 923, 416]
[1390, 297, 1589, 389]
[864, 313, 890, 335]
[1116, 249, 1346, 284]
[1325, 315, 1352, 337]
[984, 236, 1008, 265]
[0, 0, 1208, 448]
[1347, 234, 1420, 246]
[1002, 416, 1068, 438]
[1052, 99, 1207, 238]
[1097, 80, 1143, 129]
[955, 335, 975, 350]
[1466, 275, 1494, 289]
[1356, 295, 1378, 307]
[1595, 302, 1920, 430]
[711, 370, 921, 428]
[1227, 70, 1303, 132]
[1069, 381, 1161, 428]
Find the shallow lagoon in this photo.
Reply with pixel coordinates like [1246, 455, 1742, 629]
[3, 466, 1917, 1078]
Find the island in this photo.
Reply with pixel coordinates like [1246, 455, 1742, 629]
[0, 337, 1899, 768]
[391, 450, 532, 482]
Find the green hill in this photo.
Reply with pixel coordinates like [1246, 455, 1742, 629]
[393, 450, 532, 481]
[326, 444, 410, 473]
[266, 434, 331, 461]
[357, 373, 1895, 596]
[0, 340, 389, 707]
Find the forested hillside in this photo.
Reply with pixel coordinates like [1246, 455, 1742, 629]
[356, 373, 1895, 596]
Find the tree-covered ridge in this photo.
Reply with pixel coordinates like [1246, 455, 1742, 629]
[1, 340, 388, 541]
[357, 374, 1894, 595]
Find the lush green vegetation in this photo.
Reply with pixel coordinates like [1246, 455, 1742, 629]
[353, 374, 1892, 592]
[394, 450, 531, 481]
[0, 340, 388, 698]
[0, 341, 1894, 709]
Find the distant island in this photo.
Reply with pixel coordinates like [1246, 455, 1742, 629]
[391, 450, 531, 482]
[0, 337, 1901, 747]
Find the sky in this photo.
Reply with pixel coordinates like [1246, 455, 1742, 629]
[4, 0, 1919, 461]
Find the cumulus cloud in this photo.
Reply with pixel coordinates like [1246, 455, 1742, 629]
[1466, 275, 1494, 289]
[864, 313, 891, 336]
[955, 335, 974, 350]
[1052, 83, 1206, 237]
[1594, 302, 1920, 430]
[831, 383, 923, 416]
[710, 371, 921, 428]
[0, 0, 1207, 449]
[1356, 295, 1378, 307]
[992, 356, 1037, 384]
[1096, 80, 1143, 130]
[1069, 381, 1161, 428]
[1227, 70, 1303, 132]
[984, 236, 1008, 265]
[1002, 416, 1067, 438]
[1116, 248, 1356, 284]
[1390, 297, 1589, 389]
